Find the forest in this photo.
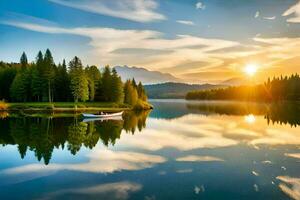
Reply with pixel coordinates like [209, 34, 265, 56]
[186, 74, 300, 102]
[0, 49, 148, 108]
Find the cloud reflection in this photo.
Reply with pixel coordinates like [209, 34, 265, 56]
[1, 149, 166, 175]
[277, 176, 300, 200]
[176, 155, 224, 162]
[39, 181, 142, 200]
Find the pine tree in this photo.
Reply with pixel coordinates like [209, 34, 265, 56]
[10, 71, 30, 102]
[101, 65, 112, 101]
[43, 49, 55, 102]
[111, 68, 124, 103]
[137, 81, 147, 101]
[124, 80, 138, 105]
[31, 51, 44, 101]
[20, 52, 28, 69]
[69, 56, 89, 102]
[85, 65, 101, 101]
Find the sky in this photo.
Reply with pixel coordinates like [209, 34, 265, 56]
[1, 0, 300, 83]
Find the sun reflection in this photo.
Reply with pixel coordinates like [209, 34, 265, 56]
[245, 114, 256, 124]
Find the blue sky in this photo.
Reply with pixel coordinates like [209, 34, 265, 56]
[1, 0, 300, 83]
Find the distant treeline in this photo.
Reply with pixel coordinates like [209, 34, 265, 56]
[186, 74, 300, 102]
[0, 50, 147, 106]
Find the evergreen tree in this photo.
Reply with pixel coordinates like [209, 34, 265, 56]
[10, 71, 30, 102]
[137, 81, 147, 101]
[54, 59, 71, 101]
[85, 65, 101, 101]
[20, 52, 28, 69]
[31, 51, 44, 101]
[101, 65, 112, 101]
[69, 56, 89, 102]
[43, 49, 55, 102]
[111, 68, 124, 103]
[124, 80, 138, 105]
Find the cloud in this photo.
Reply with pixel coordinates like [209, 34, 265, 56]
[3, 14, 300, 83]
[283, 1, 300, 23]
[176, 155, 224, 162]
[48, 0, 166, 22]
[196, 2, 205, 10]
[176, 20, 195, 26]
[263, 16, 276, 20]
[255, 11, 260, 18]
[1, 17, 240, 77]
[40, 181, 142, 200]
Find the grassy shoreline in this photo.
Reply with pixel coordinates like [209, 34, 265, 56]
[0, 101, 153, 113]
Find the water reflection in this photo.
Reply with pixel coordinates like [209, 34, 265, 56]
[0, 111, 150, 164]
[184, 101, 300, 127]
[1, 100, 300, 200]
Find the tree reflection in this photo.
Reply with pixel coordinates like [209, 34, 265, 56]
[0, 110, 150, 164]
[187, 102, 300, 127]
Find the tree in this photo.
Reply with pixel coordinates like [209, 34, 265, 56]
[85, 65, 101, 101]
[0, 67, 17, 101]
[43, 49, 55, 102]
[10, 71, 30, 102]
[124, 80, 138, 105]
[101, 65, 112, 101]
[31, 51, 44, 101]
[69, 56, 89, 102]
[137, 81, 147, 101]
[20, 52, 28, 69]
[111, 68, 124, 103]
[54, 60, 71, 101]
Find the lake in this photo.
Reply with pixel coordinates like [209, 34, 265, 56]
[0, 99, 300, 200]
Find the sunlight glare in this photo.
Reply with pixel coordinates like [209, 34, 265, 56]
[244, 64, 258, 76]
[245, 114, 256, 124]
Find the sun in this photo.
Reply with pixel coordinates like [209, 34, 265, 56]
[244, 114, 256, 124]
[244, 64, 258, 76]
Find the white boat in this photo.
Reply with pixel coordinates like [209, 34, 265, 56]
[82, 111, 124, 119]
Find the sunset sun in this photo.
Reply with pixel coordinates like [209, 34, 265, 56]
[244, 64, 258, 76]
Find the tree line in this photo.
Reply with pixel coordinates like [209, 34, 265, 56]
[186, 74, 300, 102]
[0, 50, 147, 106]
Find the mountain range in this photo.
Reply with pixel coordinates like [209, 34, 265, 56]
[144, 82, 226, 99]
[114, 65, 181, 84]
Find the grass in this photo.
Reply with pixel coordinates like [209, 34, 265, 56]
[6, 102, 129, 112]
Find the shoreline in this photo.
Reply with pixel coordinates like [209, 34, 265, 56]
[0, 101, 153, 113]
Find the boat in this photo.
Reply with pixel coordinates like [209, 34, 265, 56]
[82, 111, 124, 119]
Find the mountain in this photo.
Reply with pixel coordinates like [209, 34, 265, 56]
[221, 77, 253, 86]
[145, 82, 226, 99]
[113, 65, 181, 84]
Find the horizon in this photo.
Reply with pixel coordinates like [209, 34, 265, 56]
[1, 0, 300, 84]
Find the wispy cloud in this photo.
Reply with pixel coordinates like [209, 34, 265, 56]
[196, 2, 205, 10]
[3, 14, 300, 83]
[283, 0, 300, 23]
[176, 20, 195, 26]
[48, 0, 166, 22]
[1, 16, 240, 77]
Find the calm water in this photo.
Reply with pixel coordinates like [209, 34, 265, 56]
[0, 100, 300, 200]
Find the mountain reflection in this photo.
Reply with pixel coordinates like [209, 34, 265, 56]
[186, 101, 300, 127]
[0, 111, 150, 165]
